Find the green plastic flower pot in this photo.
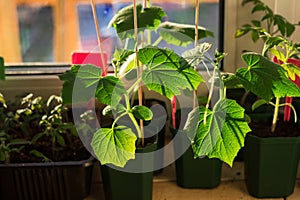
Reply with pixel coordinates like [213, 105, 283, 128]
[172, 129, 222, 189]
[175, 145, 222, 189]
[100, 142, 157, 200]
[244, 134, 300, 198]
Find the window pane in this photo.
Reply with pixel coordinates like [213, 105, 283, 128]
[18, 5, 54, 62]
[1, 0, 222, 67]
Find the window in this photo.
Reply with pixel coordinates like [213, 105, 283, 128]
[0, 0, 223, 74]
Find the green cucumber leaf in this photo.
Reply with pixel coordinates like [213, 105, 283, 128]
[91, 126, 137, 167]
[77, 64, 102, 87]
[59, 65, 91, 105]
[138, 46, 204, 99]
[159, 22, 214, 47]
[112, 48, 135, 69]
[108, 4, 166, 40]
[95, 76, 126, 108]
[60, 65, 126, 107]
[184, 98, 251, 167]
[237, 53, 300, 101]
[222, 74, 243, 89]
[132, 105, 153, 121]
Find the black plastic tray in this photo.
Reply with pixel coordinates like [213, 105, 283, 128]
[0, 157, 95, 200]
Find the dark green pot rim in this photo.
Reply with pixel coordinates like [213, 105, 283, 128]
[246, 133, 300, 144]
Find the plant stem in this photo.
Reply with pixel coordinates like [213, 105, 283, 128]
[204, 67, 216, 125]
[271, 97, 280, 133]
[127, 77, 142, 94]
[240, 91, 250, 106]
[124, 93, 143, 139]
[153, 36, 163, 46]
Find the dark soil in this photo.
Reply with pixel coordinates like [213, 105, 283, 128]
[249, 120, 300, 138]
[8, 135, 90, 164]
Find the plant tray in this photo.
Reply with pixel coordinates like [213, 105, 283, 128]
[0, 157, 95, 200]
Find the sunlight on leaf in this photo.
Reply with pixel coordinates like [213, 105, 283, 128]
[112, 48, 135, 69]
[91, 126, 137, 167]
[95, 76, 126, 108]
[159, 22, 214, 47]
[184, 99, 251, 167]
[285, 63, 300, 81]
[59, 65, 91, 105]
[237, 53, 300, 101]
[108, 4, 166, 40]
[0, 93, 6, 108]
[132, 105, 153, 121]
[138, 46, 204, 99]
[77, 65, 102, 87]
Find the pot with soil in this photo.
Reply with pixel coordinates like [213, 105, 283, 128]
[230, 38, 300, 197]
[245, 119, 300, 198]
[171, 108, 222, 189]
[0, 94, 95, 200]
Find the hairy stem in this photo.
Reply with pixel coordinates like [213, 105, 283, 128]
[204, 67, 216, 125]
[271, 97, 280, 133]
[153, 36, 163, 46]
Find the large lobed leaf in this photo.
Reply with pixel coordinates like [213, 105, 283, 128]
[236, 53, 300, 102]
[184, 98, 251, 167]
[159, 22, 214, 47]
[95, 76, 126, 108]
[138, 46, 204, 99]
[76, 64, 103, 87]
[91, 126, 137, 167]
[112, 48, 135, 69]
[108, 4, 166, 40]
[59, 65, 126, 107]
[59, 65, 91, 105]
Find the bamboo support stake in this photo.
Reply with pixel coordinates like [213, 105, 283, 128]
[194, 0, 199, 47]
[91, 0, 108, 75]
[193, 0, 200, 108]
[133, 0, 145, 146]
